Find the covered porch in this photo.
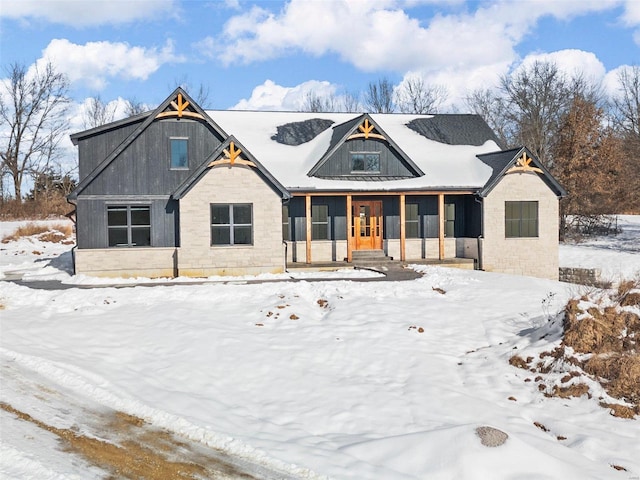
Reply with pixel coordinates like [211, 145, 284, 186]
[283, 191, 483, 268]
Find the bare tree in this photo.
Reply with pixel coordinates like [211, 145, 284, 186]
[364, 78, 395, 113]
[341, 90, 362, 113]
[301, 91, 337, 112]
[0, 61, 70, 199]
[611, 65, 640, 138]
[465, 88, 513, 148]
[83, 95, 117, 129]
[170, 75, 211, 108]
[124, 97, 147, 116]
[395, 77, 448, 114]
[500, 60, 574, 168]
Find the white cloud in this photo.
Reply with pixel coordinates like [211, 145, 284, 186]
[36, 39, 183, 90]
[516, 49, 607, 84]
[211, 0, 622, 75]
[0, 0, 177, 27]
[232, 79, 338, 111]
[622, 0, 640, 25]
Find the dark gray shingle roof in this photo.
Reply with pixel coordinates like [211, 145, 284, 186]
[406, 115, 503, 148]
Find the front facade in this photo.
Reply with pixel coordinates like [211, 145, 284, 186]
[68, 89, 565, 280]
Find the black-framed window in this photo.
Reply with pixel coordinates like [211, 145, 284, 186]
[107, 205, 151, 247]
[405, 203, 419, 238]
[312, 204, 329, 240]
[170, 138, 188, 169]
[505, 201, 538, 238]
[211, 204, 253, 246]
[445, 202, 455, 238]
[351, 152, 380, 173]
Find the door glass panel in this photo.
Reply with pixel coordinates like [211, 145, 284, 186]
[359, 205, 370, 236]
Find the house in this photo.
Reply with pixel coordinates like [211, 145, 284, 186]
[67, 88, 565, 280]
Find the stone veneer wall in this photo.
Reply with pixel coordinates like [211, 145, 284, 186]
[178, 164, 285, 276]
[74, 247, 176, 278]
[482, 172, 559, 280]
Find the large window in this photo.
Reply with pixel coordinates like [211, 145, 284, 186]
[351, 152, 380, 173]
[211, 204, 253, 246]
[312, 204, 329, 240]
[107, 205, 151, 247]
[170, 138, 188, 169]
[505, 201, 538, 238]
[405, 203, 419, 238]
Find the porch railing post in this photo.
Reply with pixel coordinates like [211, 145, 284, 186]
[305, 194, 312, 264]
[399, 194, 406, 261]
[438, 193, 445, 261]
[346, 194, 352, 262]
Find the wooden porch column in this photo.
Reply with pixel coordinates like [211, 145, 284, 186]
[399, 194, 406, 262]
[346, 194, 353, 262]
[438, 193, 445, 261]
[305, 194, 312, 264]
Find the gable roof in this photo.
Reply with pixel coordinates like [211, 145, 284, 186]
[172, 135, 290, 200]
[477, 146, 566, 197]
[307, 113, 424, 177]
[68, 88, 228, 200]
[208, 111, 502, 192]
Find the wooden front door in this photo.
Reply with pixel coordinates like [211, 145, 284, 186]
[353, 200, 383, 250]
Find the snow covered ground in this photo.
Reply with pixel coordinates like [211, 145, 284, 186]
[1, 217, 639, 479]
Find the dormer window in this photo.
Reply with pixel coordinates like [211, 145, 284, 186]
[351, 152, 380, 173]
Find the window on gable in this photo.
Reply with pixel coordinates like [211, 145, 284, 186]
[211, 204, 253, 246]
[351, 152, 380, 173]
[312, 204, 329, 240]
[405, 203, 419, 238]
[505, 201, 538, 238]
[107, 205, 151, 247]
[170, 138, 188, 169]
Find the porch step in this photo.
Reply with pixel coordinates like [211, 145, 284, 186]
[351, 250, 395, 266]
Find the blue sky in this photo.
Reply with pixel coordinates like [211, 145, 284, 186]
[1, 1, 639, 118]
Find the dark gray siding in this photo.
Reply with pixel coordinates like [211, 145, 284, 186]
[313, 138, 415, 178]
[78, 121, 143, 180]
[76, 198, 178, 249]
[288, 196, 347, 241]
[82, 119, 223, 196]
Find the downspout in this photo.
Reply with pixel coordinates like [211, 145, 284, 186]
[65, 197, 77, 276]
[282, 196, 291, 273]
[474, 195, 484, 271]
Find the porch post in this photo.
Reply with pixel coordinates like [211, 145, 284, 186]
[438, 193, 445, 261]
[399, 194, 406, 261]
[305, 194, 312, 264]
[346, 194, 353, 262]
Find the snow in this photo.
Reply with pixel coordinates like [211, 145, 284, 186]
[1, 217, 640, 479]
[208, 111, 501, 191]
[560, 215, 640, 281]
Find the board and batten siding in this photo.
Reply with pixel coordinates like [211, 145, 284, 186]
[81, 119, 223, 196]
[313, 138, 415, 178]
[77, 121, 142, 180]
[75, 197, 178, 249]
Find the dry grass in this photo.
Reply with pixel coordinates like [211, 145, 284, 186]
[528, 281, 640, 418]
[1, 222, 73, 244]
[0, 402, 259, 479]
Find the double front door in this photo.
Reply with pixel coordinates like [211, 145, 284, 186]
[352, 200, 382, 250]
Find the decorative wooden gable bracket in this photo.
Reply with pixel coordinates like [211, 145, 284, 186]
[506, 152, 543, 174]
[347, 118, 386, 141]
[208, 141, 256, 168]
[156, 93, 205, 120]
